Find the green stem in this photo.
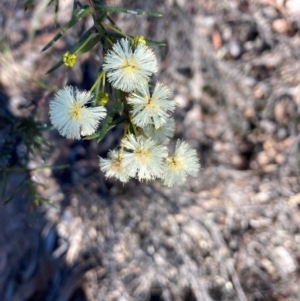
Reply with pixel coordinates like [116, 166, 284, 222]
[75, 30, 94, 54]
[90, 71, 105, 93]
[0, 164, 69, 173]
[107, 16, 122, 31]
[106, 36, 114, 45]
[119, 122, 129, 158]
[100, 21, 132, 40]
[102, 71, 106, 91]
[129, 117, 139, 136]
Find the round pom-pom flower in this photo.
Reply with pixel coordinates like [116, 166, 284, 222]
[49, 86, 107, 140]
[121, 134, 167, 181]
[99, 150, 130, 183]
[102, 38, 157, 92]
[143, 118, 175, 145]
[162, 140, 200, 187]
[127, 82, 175, 129]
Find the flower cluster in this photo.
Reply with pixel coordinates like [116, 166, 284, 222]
[99, 38, 200, 186]
[49, 38, 200, 186]
[99, 135, 199, 186]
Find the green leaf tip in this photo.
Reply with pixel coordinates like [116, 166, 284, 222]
[96, 4, 162, 17]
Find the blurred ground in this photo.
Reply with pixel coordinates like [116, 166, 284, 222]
[1, 0, 300, 300]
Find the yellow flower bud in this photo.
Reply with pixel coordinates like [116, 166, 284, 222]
[97, 92, 109, 106]
[131, 35, 146, 47]
[63, 52, 77, 67]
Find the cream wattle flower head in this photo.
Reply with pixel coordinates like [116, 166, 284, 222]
[99, 150, 130, 183]
[162, 140, 200, 187]
[49, 86, 107, 140]
[143, 118, 175, 145]
[121, 134, 167, 181]
[102, 38, 157, 92]
[127, 82, 175, 129]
